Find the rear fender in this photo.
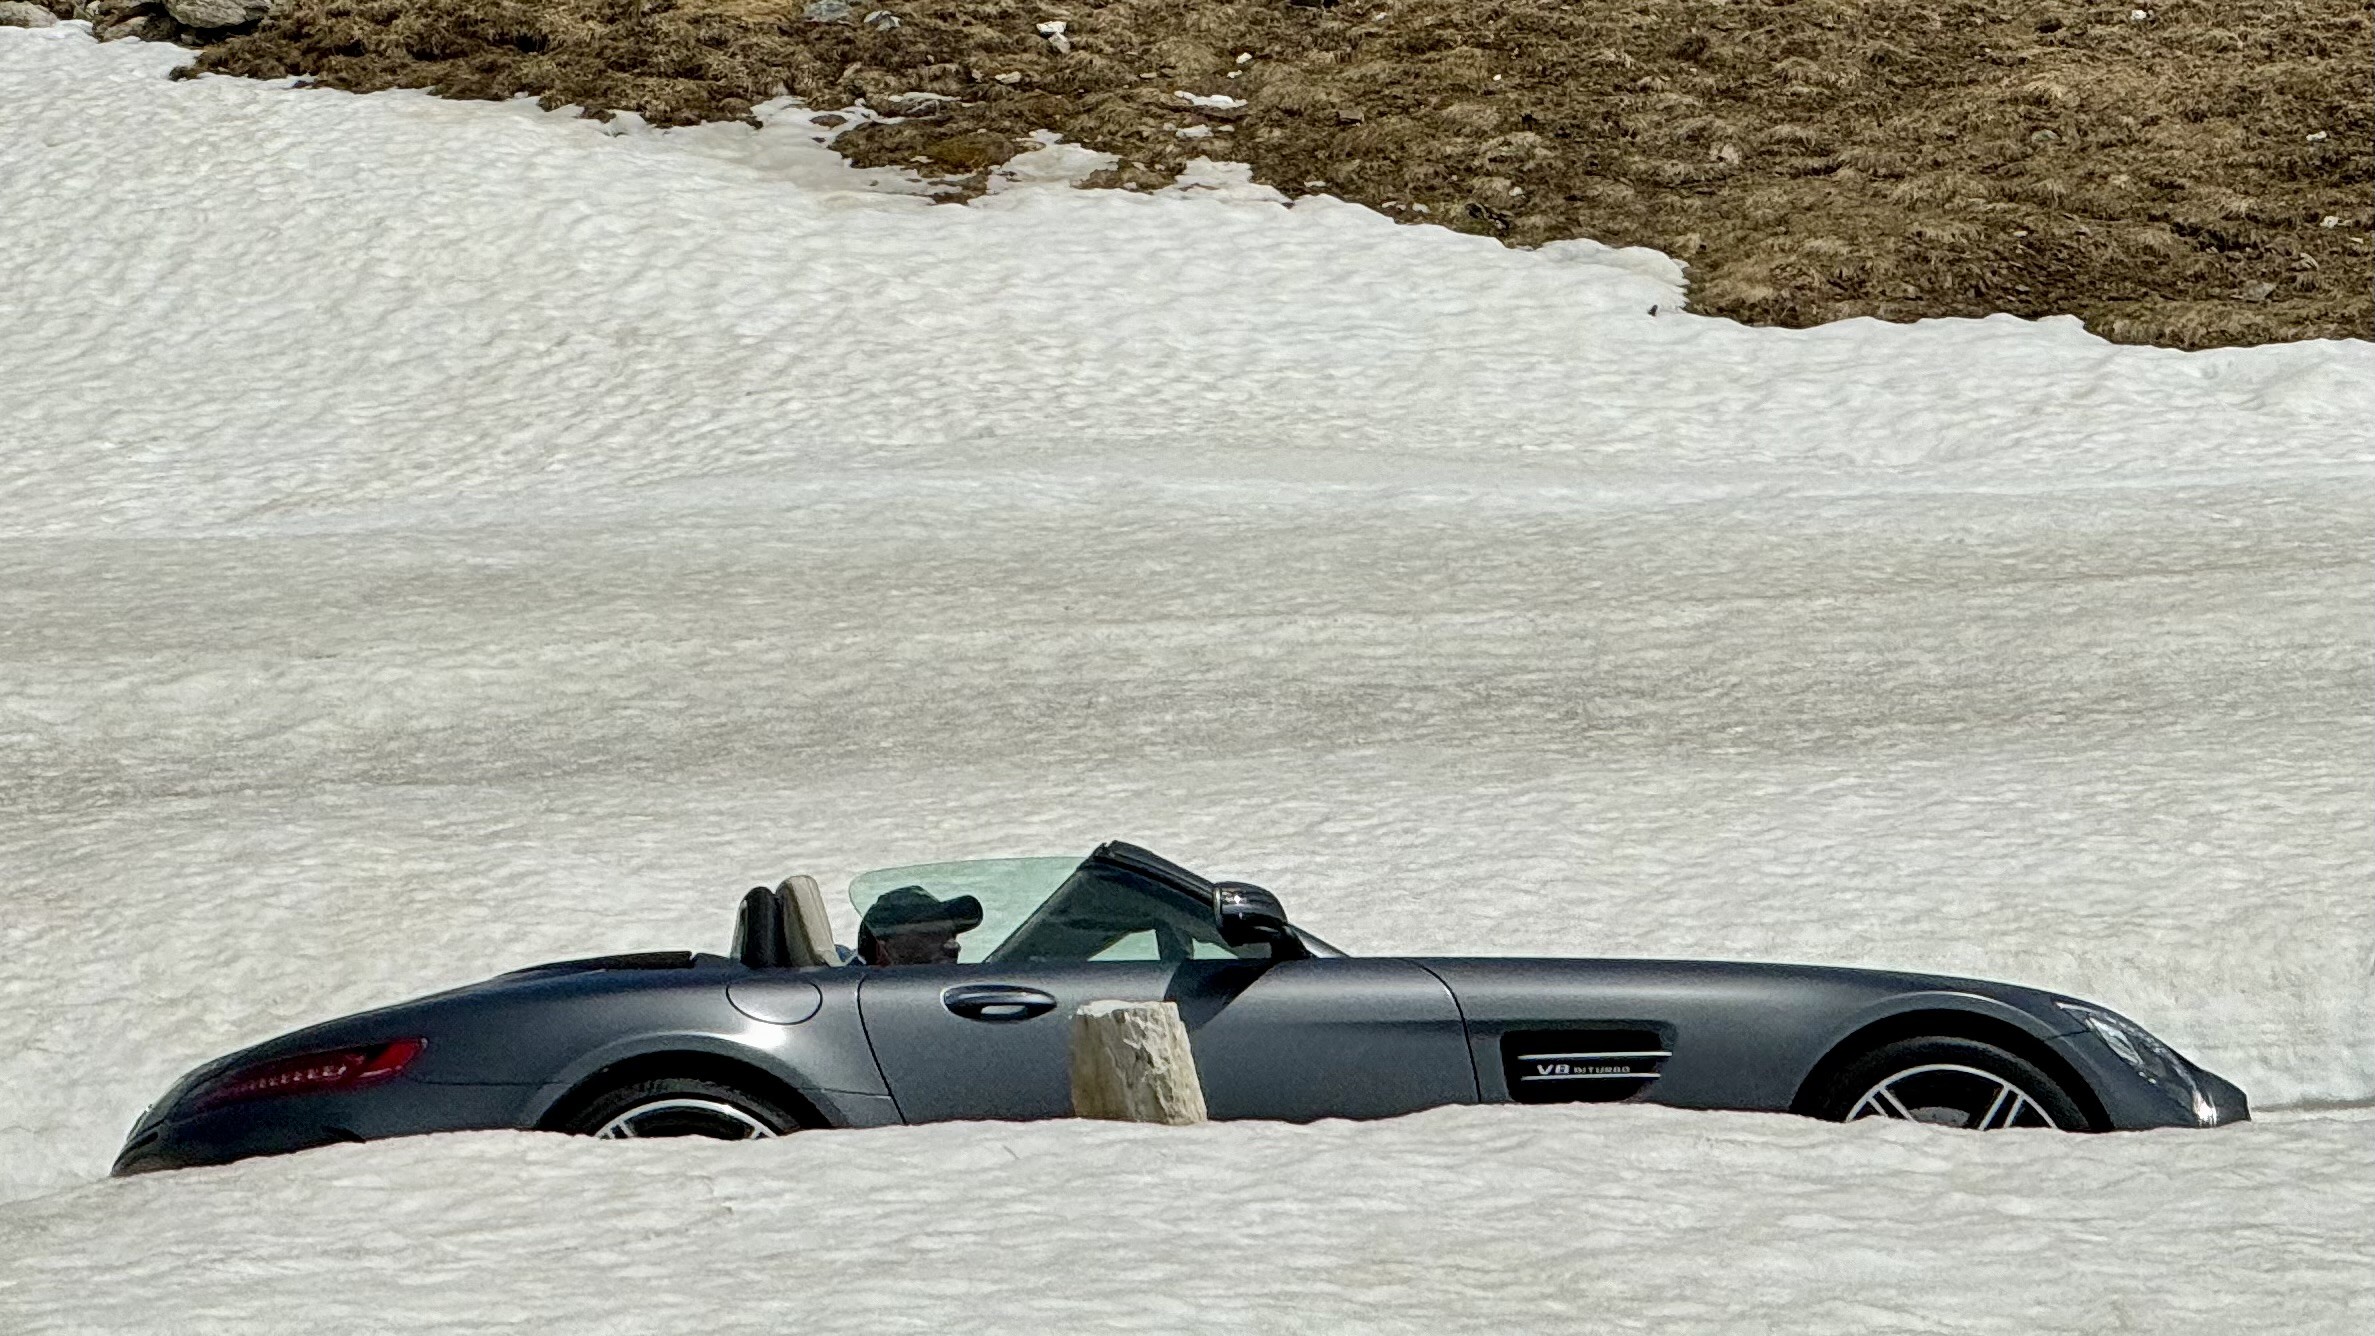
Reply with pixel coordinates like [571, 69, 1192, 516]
[516, 970, 895, 1130]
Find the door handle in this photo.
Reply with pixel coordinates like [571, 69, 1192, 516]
[941, 983, 1059, 1022]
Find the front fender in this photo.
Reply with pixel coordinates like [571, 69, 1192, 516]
[1810, 988, 2086, 1058]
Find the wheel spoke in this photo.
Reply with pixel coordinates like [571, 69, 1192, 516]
[592, 1097, 779, 1141]
[1976, 1084, 2012, 1131]
[1875, 1085, 1917, 1120]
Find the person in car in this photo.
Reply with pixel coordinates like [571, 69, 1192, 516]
[855, 886, 984, 966]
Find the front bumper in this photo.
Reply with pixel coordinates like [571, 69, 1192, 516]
[2045, 1031, 2249, 1130]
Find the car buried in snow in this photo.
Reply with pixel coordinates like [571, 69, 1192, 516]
[114, 842, 2247, 1173]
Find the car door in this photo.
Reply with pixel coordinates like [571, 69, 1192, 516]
[855, 956, 1476, 1124]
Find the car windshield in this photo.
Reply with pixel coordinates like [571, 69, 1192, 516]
[846, 854, 1266, 964]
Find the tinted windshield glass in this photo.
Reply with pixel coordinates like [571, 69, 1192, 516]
[846, 855, 1266, 964]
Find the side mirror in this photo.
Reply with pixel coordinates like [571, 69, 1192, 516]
[1214, 881, 1306, 960]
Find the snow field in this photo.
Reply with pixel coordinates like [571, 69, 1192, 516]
[2, 23, 2372, 1332]
[3, 1107, 2371, 1334]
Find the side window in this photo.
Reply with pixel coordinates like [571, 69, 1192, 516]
[1089, 931, 1161, 962]
[987, 863, 1268, 964]
[1084, 931, 1243, 962]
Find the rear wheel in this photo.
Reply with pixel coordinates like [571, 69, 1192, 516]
[1819, 1036, 2091, 1131]
[561, 1076, 799, 1141]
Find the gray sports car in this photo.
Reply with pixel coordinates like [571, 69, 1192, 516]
[114, 841, 2246, 1174]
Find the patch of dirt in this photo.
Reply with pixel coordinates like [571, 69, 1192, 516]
[185, 0, 2372, 347]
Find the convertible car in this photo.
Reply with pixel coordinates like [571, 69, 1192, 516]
[114, 842, 2246, 1174]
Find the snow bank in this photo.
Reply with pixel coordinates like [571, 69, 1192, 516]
[1, 25, 2371, 1328]
[3, 1108, 2370, 1334]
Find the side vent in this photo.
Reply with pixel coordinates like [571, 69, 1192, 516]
[1501, 1028, 1670, 1104]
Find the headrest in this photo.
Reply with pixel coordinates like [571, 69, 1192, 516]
[732, 886, 791, 968]
[777, 875, 838, 968]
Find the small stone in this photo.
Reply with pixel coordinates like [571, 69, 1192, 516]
[2306, 130, 2327, 142]
[862, 8, 898, 28]
[923, 130, 1023, 171]
[1237, 52, 1253, 64]
[1034, 19, 1065, 34]
[992, 71, 1023, 85]
[163, 0, 267, 27]
[800, 0, 852, 22]
[810, 112, 848, 128]
[0, 2, 59, 28]
[2030, 129, 2058, 143]
[2320, 215, 2343, 229]
[2238, 280, 2277, 302]
[882, 90, 955, 117]
[99, 12, 171, 39]
[1046, 33, 1071, 53]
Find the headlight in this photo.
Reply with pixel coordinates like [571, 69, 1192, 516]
[2057, 1002, 2215, 1125]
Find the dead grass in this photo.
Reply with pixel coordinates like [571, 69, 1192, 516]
[186, 0, 2372, 348]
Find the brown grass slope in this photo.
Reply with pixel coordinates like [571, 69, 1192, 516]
[190, 0, 2372, 348]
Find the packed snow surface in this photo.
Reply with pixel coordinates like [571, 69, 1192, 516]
[5, 1108, 2372, 1334]
[3, 24, 2372, 1333]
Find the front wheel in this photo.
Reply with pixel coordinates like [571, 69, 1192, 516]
[561, 1076, 799, 1141]
[1819, 1037, 2092, 1131]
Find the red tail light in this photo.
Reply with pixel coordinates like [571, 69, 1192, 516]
[191, 1039, 426, 1110]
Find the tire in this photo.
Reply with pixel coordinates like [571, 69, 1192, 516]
[1817, 1036, 2094, 1132]
[558, 1076, 801, 1141]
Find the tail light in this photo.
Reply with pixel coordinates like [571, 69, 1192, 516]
[190, 1039, 426, 1111]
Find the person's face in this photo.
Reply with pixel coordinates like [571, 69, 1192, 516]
[876, 926, 961, 966]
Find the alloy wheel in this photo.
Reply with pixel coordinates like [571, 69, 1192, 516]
[592, 1097, 782, 1140]
[1847, 1062, 2062, 1130]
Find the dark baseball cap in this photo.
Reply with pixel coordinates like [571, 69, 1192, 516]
[859, 885, 984, 937]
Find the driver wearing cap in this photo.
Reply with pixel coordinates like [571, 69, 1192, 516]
[855, 886, 985, 966]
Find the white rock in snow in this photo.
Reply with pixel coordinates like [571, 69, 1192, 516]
[0, 1, 58, 26]
[1068, 1000, 1208, 1124]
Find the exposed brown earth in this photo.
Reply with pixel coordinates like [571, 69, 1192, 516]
[157, 0, 2372, 347]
